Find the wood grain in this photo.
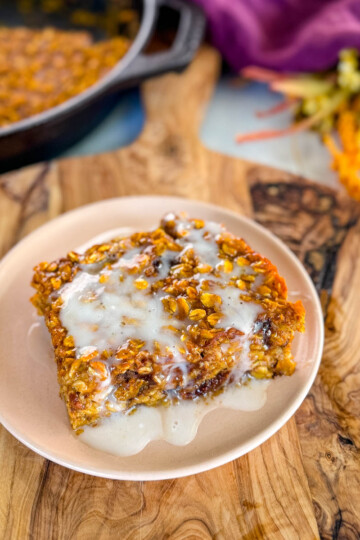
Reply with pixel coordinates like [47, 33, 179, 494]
[0, 45, 359, 539]
[246, 169, 360, 537]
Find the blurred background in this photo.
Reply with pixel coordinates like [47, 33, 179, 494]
[1, 0, 360, 198]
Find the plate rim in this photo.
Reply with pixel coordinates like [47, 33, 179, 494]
[0, 195, 324, 480]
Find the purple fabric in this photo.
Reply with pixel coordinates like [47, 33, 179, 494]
[190, 0, 360, 72]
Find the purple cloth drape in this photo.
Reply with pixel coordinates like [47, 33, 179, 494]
[190, 0, 360, 72]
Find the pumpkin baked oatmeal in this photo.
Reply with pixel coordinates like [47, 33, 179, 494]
[0, 27, 130, 127]
[31, 213, 305, 430]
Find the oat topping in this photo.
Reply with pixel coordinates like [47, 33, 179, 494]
[31, 213, 305, 429]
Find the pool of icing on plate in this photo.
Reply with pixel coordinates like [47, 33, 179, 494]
[79, 379, 270, 456]
[26, 312, 270, 456]
[57, 219, 271, 456]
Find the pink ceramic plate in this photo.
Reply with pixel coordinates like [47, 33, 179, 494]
[0, 196, 323, 480]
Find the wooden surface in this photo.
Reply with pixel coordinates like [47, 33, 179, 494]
[1, 46, 360, 540]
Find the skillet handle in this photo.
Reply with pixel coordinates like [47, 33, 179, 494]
[118, 0, 205, 87]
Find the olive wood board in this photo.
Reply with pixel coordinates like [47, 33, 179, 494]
[0, 46, 359, 540]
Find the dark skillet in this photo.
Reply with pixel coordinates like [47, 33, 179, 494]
[0, 0, 205, 173]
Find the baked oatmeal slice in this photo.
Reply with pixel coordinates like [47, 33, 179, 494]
[31, 213, 305, 429]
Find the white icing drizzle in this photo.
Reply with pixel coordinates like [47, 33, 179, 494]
[79, 379, 270, 456]
[56, 217, 271, 455]
[61, 265, 183, 359]
[60, 218, 262, 382]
